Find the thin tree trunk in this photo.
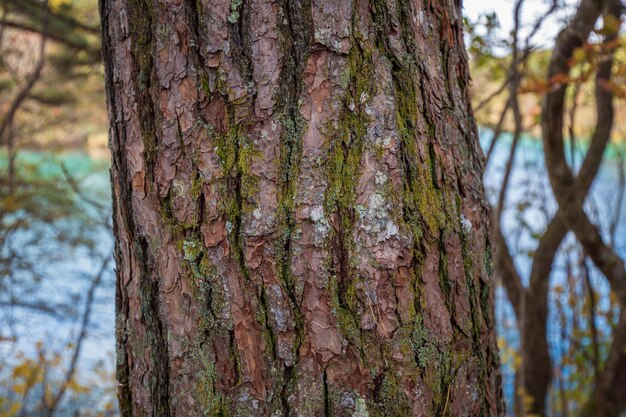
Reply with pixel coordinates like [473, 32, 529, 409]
[100, 0, 503, 415]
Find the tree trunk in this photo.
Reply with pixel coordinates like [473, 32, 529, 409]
[100, 0, 503, 415]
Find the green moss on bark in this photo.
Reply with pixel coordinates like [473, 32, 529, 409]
[127, 0, 158, 173]
[368, 373, 412, 417]
[322, 40, 376, 344]
[329, 275, 361, 342]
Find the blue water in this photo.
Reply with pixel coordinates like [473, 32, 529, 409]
[0, 151, 115, 412]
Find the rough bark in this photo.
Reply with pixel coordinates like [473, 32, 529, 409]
[100, 0, 503, 415]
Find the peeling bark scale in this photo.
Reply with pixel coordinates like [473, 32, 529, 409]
[100, 0, 503, 415]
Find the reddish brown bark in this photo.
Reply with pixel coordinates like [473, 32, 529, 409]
[100, 0, 503, 415]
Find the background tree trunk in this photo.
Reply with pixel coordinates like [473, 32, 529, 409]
[100, 0, 503, 415]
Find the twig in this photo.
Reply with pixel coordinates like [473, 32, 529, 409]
[0, 0, 49, 145]
[43, 254, 111, 417]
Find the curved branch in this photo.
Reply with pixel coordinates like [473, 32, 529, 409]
[541, 1, 626, 415]
[43, 255, 111, 417]
[542, 0, 626, 307]
[0, 6, 48, 144]
[0, 19, 98, 54]
[493, 225, 524, 317]
[7, 0, 99, 35]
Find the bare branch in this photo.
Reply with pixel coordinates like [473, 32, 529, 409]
[609, 153, 625, 246]
[6, 0, 99, 35]
[0, 1, 48, 145]
[493, 225, 524, 317]
[484, 99, 511, 165]
[581, 256, 600, 381]
[542, 0, 626, 307]
[43, 254, 111, 417]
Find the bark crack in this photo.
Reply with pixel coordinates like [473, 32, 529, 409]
[275, 0, 312, 411]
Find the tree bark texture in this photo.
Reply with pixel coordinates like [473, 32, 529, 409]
[100, 0, 503, 415]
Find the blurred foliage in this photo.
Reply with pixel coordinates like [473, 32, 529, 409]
[467, 10, 626, 141]
[464, 12, 509, 73]
[0, 1, 115, 416]
[0, 342, 116, 417]
[0, 0, 106, 152]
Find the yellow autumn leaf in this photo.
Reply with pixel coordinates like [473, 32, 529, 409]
[572, 47, 587, 64]
[5, 402, 21, 417]
[12, 382, 28, 395]
[598, 14, 621, 36]
[11, 360, 39, 380]
[49, 0, 72, 11]
[68, 378, 91, 394]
